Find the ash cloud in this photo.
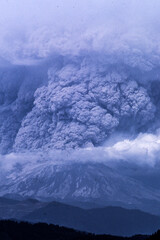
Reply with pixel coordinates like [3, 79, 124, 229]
[0, 1, 160, 154]
[13, 63, 155, 151]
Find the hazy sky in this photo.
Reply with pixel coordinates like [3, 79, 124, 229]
[0, 0, 159, 28]
[0, 0, 160, 64]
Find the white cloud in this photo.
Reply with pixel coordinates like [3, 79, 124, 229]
[1, 131, 160, 175]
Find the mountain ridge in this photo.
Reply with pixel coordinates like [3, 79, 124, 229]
[22, 201, 160, 236]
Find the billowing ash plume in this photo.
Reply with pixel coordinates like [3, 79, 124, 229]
[0, 0, 160, 154]
[0, 42, 159, 153]
[13, 61, 155, 151]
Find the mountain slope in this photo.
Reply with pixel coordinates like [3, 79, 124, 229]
[1, 162, 160, 215]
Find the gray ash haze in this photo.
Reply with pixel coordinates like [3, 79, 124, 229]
[1, 0, 160, 210]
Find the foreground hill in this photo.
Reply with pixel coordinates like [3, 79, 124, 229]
[149, 230, 160, 240]
[0, 220, 148, 240]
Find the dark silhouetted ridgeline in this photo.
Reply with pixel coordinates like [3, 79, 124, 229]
[0, 220, 149, 240]
[149, 230, 160, 240]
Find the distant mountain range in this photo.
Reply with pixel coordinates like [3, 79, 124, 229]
[0, 197, 47, 220]
[1, 197, 160, 237]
